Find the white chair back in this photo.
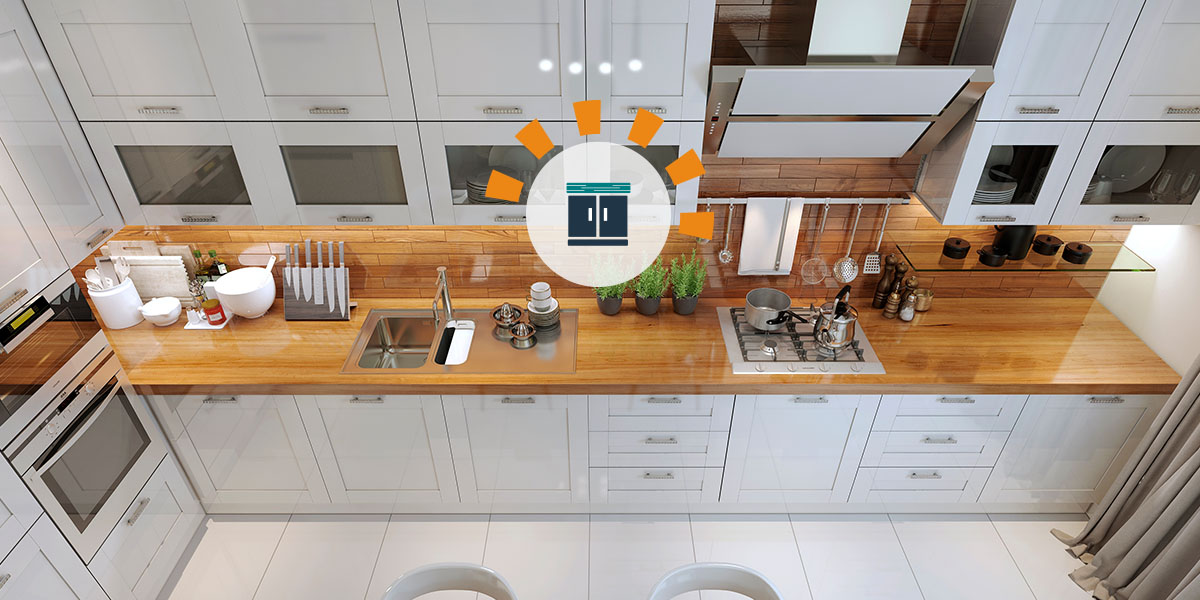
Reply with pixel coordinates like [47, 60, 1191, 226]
[381, 563, 518, 600]
[647, 563, 784, 600]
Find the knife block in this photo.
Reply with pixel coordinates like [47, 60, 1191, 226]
[283, 240, 351, 321]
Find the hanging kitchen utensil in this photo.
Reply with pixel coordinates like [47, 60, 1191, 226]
[718, 204, 735, 264]
[863, 202, 890, 275]
[698, 203, 712, 244]
[800, 203, 830, 284]
[833, 203, 863, 284]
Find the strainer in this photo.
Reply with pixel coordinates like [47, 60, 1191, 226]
[833, 203, 863, 284]
[800, 203, 830, 284]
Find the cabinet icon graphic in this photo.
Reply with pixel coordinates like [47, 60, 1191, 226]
[567, 182, 630, 246]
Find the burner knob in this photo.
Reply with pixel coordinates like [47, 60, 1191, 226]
[787, 364, 797, 372]
[818, 363, 829, 373]
[755, 364, 764, 372]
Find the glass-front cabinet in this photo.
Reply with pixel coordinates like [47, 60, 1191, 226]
[263, 122, 431, 225]
[1052, 121, 1200, 225]
[595, 121, 702, 222]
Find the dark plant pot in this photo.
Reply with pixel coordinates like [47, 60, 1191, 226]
[635, 294, 662, 316]
[596, 295, 622, 315]
[672, 294, 699, 315]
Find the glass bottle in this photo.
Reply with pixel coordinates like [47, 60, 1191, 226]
[899, 293, 916, 322]
[207, 250, 228, 279]
[193, 249, 208, 282]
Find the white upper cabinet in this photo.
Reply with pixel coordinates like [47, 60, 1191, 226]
[0, 146, 68, 323]
[1098, 0, 1200, 120]
[260, 122, 432, 225]
[585, 0, 715, 121]
[1051, 120, 1200, 225]
[26, 0, 267, 120]
[594, 121, 703, 222]
[399, 0, 586, 120]
[977, 0, 1145, 121]
[235, 0, 415, 120]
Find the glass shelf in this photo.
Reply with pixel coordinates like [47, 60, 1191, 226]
[894, 240, 1155, 272]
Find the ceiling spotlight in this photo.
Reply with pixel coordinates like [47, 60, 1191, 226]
[598, 62, 612, 75]
[538, 59, 554, 72]
[628, 59, 643, 72]
[568, 61, 583, 74]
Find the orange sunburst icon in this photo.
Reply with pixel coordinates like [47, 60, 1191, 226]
[483, 100, 713, 240]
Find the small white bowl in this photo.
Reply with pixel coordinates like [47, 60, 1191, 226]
[140, 296, 182, 327]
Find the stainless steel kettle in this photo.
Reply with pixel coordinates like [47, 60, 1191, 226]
[813, 285, 857, 353]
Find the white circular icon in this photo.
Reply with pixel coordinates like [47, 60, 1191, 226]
[526, 142, 672, 288]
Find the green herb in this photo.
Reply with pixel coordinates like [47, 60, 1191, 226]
[670, 249, 707, 298]
[633, 257, 668, 299]
[593, 281, 627, 299]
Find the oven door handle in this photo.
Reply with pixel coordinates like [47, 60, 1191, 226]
[32, 381, 117, 476]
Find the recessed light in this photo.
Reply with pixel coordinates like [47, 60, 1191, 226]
[628, 59, 643, 72]
[568, 61, 583, 74]
[538, 59, 554, 72]
[598, 62, 612, 75]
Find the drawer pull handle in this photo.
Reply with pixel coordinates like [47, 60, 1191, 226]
[791, 396, 828, 403]
[126, 497, 150, 526]
[1017, 106, 1060, 115]
[202, 396, 238, 404]
[482, 106, 522, 115]
[937, 397, 975, 404]
[0, 573, 9, 589]
[908, 471, 942, 480]
[922, 436, 957, 445]
[0, 288, 29, 313]
[627, 106, 667, 115]
[493, 215, 526, 223]
[1165, 106, 1200, 115]
[337, 215, 373, 223]
[1111, 215, 1151, 223]
[1089, 396, 1125, 404]
[645, 397, 682, 404]
[181, 214, 218, 223]
[309, 106, 350, 115]
[349, 396, 384, 404]
[138, 105, 179, 115]
[643, 471, 675, 480]
[500, 397, 536, 404]
[977, 215, 1017, 223]
[85, 227, 114, 249]
[644, 436, 678, 445]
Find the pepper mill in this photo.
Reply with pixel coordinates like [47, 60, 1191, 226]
[882, 291, 901, 319]
[901, 275, 919, 300]
[873, 254, 898, 308]
[889, 262, 910, 297]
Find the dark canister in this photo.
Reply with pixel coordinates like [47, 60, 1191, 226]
[977, 245, 1008, 267]
[1062, 242, 1094, 265]
[992, 225, 1037, 260]
[1032, 234, 1064, 256]
[942, 237, 971, 259]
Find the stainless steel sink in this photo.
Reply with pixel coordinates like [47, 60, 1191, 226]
[342, 308, 578, 374]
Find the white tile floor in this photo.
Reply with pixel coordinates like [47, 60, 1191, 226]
[161, 513, 1089, 600]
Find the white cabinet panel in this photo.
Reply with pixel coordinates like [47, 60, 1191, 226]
[593, 121, 702, 223]
[246, 25, 385, 96]
[0, 458, 41, 561]
[0, 145, 68, 323]
[1100, 0, 1200, 120]
[849, 467, 991, 503]
[295, 395, 458, 506]
[0, 516, 107, 600]
[237, 0, 375, 23]
[443, 395, 588, 504]
[89, 457, 203, 600]
[64, 24, 212, 97]
[981, 395, 1165, 504]
[874, 395, 1027, 431]
[860, 430, 1010, 468]
[589, 467, 721, 503]
[46, 0, 191, 23]
[721, 395, 878, 504]
[1010, 24, 1106, 97]
[429, 24, 562, 96]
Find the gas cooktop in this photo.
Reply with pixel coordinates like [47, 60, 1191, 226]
[717, 306, 885, 375]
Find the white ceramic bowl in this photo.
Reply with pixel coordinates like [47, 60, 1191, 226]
[140, 296, 181, 327]
[214, 263, 276, 319]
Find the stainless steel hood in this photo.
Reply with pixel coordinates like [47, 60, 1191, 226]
[704, 0, 996, 159]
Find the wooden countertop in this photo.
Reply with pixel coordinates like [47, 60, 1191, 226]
[104, 296, 1180, 396]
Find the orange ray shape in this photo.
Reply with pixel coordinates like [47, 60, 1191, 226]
[666, 149, 705, 185]
[627, 109, 664, 148]
[678, 211, 715, 241]
[485, 170, 524, 203]
[516, 119, 555, 159]
[573, 100, 601, 136]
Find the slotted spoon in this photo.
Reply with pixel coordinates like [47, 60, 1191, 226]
[718, 204, 735, 264]
[833, 203, 863, 284]
[800, 203, 830, 284]
[863, 202, 891, 275]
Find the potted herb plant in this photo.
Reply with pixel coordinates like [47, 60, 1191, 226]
[670, 249, 707, 315]
[594, 281, 626, 316]
[633, 257, 668, 316]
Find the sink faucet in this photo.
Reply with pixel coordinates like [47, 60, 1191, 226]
[432, 266, 454, 325]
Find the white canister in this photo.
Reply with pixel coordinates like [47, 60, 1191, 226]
[89, 278, 144, 329]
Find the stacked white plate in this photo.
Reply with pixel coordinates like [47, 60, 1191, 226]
[465, 170, 508, 204]
[527, 297, 560, 328]
[973, 181, 1017, 204]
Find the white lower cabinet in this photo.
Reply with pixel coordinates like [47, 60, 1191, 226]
[0, 450, 40, 561]
[720, 395, 878, 504]
[295, 395, 458, 506]
[980, 394, 1165, 504]
[443, 395, 588, 504]
[0, 515, 106, 600]
[850, 467, 993, 503]
[590, 467, 722, 504]
[88, 456, 203, 600]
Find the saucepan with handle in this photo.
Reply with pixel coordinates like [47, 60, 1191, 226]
[744, 288, 809, 332]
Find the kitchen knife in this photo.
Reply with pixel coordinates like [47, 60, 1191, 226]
[283, 243, 291, 289]
[338, 241, 347, 318]
[303, 239, 312, 301]
[291, 243, 301, 300]
[327, 242, 337, 313]
[313, 241, 324, 305]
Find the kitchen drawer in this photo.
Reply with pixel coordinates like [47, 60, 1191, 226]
[589, 431, 727, 468]
[436, 96, 565, 121]
[874, 395, 1026, 431]
[590, 395, 731, 419]
[590, 467, 721, 503]
[860, 431, 1010, 468]
[1110, 96, 1200, 120]
[264, 96, 397, 120]
[997, 95, 1082, 121]
[606, 97, 684, 121]
[849, 467, 990, 503]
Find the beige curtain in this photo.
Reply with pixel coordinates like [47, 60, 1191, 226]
[1052, 353, 1200, 600]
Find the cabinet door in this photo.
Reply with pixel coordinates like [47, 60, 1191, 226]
[0, 4, 122, 265]
[420, 120, 584, 225]
[295, 395, 458, 507]
[399, 0, 585, 120]
[595, 121, 703, 221]
[0, 147, 68, 323]
[0, 457, 40, 561]
[585, 0, 714, 121]
[977, 0, 1144, 121]
[443, 395, 588, 504]
[89, 456, 203, 600]
[1099, 0, 1200, 120]
[237, 0, 414, 120]
[721, 395, 878, 504]
[1051, 121, 1200, 225]
[981, 395, 1164, 504]
[167, 394, 328, 511]
[82, 120, 281, 225]
[0, 515, 107, 600]
[262, 122, 432, 225]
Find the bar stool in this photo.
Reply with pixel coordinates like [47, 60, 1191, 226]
[381, 563, 518, 600]
[647, 563, 784, 600]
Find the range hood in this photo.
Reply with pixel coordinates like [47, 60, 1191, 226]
[704, 0, 994, 159]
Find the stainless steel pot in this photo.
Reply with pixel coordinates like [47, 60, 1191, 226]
[745, 288, 808, 331]
[813, 285, 857, 353]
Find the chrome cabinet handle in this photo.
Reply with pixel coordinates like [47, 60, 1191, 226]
[922, 436, 958, 445]
[0, 573, 9, 590]
[85, 227, 114, 249]
[1165, 106, 1200, 115]
[1017, 106, 1060, 115]
[500, 397, 535, 404]
[337, 215, 373, 223]
[937, 397, 975, 404]
[493, 215, 526, 223]
[181, 215, 218, 223]
[791, 396, 828, 403]
[643, 471, 675, 480]
[126, 497, 150, 526]
[644, 397, 682, 404]
[644, 436, 678, 445]
[309, 106, 349, 115]
[977, 215, 1017, 223]
[908, 471, 942, 480]
[0, 288, 29, 313]
[482, 106, 522, 115]
[1089, 396, 1125, 404]
[349, 396, 384, 404]
[1111, 215, 1151, 223]
[138, 105, 179, 115]
[626, 106, 667, 115]
[202, 396, 238, 404]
